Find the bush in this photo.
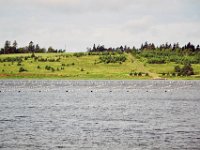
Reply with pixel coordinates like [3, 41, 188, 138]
[45, 65, 55, 72]
[147, 57, 166, 64]
[174, 66, 181, 72]
[172, 72, 176, 76]
[162, 73, 166, 76]
[181, 63, 194, 76]
[73, 52, 85, 57]
[99, 55, 127, 64]
[31, 53, 35, 58]
[138, 72, 142, 76]
[174, 63, 194, 76]
[19, 67, 27, 72]
[1, 57, 23, 63]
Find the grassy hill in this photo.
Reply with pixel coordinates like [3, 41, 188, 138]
[0, 53, 200, 79]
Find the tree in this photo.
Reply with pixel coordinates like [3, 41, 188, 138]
[35, 44, 40, 53]
[4, 40, 11, 54]
[174, 63, 194, 76]
[13, 40, 17, 48]
[92, 44, 96, 51]
[13, 40, 18, 53]
[28, 41, 35, 53]
[181, 63, 194, 76]
[120, 46, 124, 51]
[48, 46, 56, 53]
[196, 45, 200, 51]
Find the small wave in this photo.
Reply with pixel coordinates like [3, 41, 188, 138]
[15, 116, 29, 118]
[0, 119, 16, 122]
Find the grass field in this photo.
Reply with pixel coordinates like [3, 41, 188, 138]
[0, 53, 200, 80]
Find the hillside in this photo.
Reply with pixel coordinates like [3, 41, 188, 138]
[0, 53, 200, 79]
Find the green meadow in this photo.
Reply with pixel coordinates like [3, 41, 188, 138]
[0, 53, 200, 80]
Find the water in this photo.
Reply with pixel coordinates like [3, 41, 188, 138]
[0, 80, 200, 150]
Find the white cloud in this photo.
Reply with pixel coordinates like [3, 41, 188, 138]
[0, 0, 199, 51]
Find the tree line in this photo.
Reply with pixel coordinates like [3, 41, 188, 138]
[1, 40, 200, 55]
[88, 42, 200, 53]
[0, 40, 65, 54]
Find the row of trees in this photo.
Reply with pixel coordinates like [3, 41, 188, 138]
[141, 42, 200, 52]
[88, 42, 200, 53]
[1, 41, 200, 54]
[0, 40, 65, 54]
[88, 44, 135, 53]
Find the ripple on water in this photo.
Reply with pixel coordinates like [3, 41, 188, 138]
[0, 80, 200, 149]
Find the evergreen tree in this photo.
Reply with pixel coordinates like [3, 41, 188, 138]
[4, 40, 11, 54]
[28, 41, 35, 53]
[13, 40, 18, 53]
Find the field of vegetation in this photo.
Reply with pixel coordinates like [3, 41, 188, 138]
[0, 41, 200, 79]
[0, 52, 200, 80]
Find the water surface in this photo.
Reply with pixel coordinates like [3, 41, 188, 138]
[0, 80, 200, 149]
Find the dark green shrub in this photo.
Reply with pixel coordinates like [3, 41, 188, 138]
[173, 63, 194, 76]
[138, 72, 142, 76]
[19, 67, 27, 72]
[45, 65, 51, 70]
[174, 66, 181, 72]
[99, 55, 127, 64]
[162, 73, 166, 76]
[172, 72, 176, 76]
[31, 53, 35, 58]
[147, 57, 166, 64]
[73, 52, 85, 57]
[181, 63, 194, 76]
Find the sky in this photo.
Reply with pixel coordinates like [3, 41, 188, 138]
[0, 0, 200, 51]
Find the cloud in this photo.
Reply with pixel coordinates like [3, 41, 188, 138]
[0, 0, 199, 51]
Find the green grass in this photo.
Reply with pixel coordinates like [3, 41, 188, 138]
[0, 53, 200, 80]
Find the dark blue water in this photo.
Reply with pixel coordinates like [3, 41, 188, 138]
[0, 80, 200, 150]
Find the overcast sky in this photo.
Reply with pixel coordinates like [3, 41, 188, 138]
[0, 0, 199, 51]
